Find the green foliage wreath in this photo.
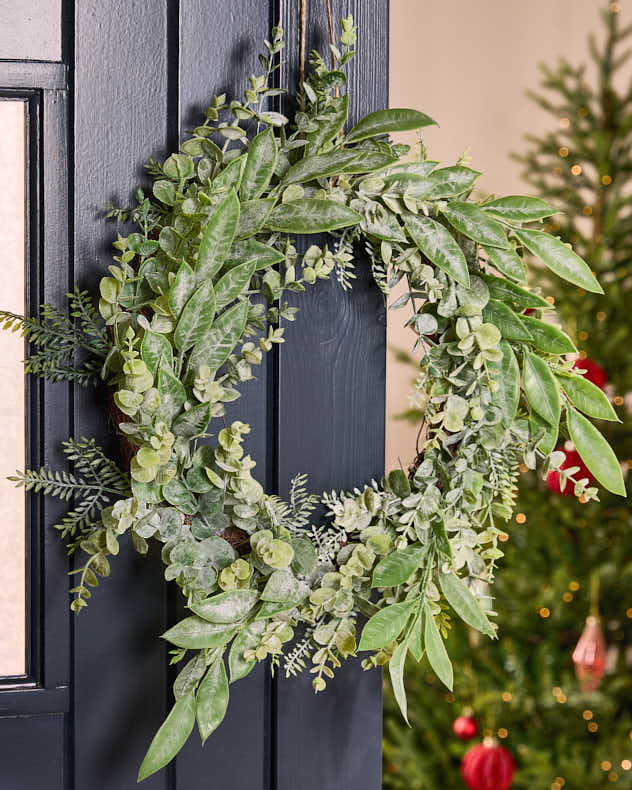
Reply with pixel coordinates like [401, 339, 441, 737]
[2, 17, 625, 781]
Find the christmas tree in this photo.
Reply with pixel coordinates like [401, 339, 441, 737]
[383, 6, 632, 788]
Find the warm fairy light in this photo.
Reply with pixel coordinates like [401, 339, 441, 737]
[622, 761, 631, 771]
[557, 694, 567, 703]
[563, 592, 573, 603]
[502, 692, 512, 702]
[552, 686, 562, 697]
[626, 608, 632, 619]
[588, 722, 599, 732]
[570, 581, 580, 591]
[559, 146, 569, 157]
[579, 107, 589, 117]
[551, 783, 562, 790]
[608, 772, 618, 782]
[519, 463, 529, 474]
[445, 693, 455, 703]
[578, 330, 589, 341]
[626, 460, 632, 470]
[583, 205, 593, 216]
[583, 710, 594, 720]
[545, 295, 555, 304]
[498, 532, 509, 543]
[578, 350, 588, 360]
[597, 311, 607, 321]
[498, 728, 508, 739]
[578, 493, 588, 504]
[555, 779, 566, 787]
[613, 395, 624, 406]
[602, 174, 613, 185]
[539, 607, 551, 618]
[560, 117, 570, 129]
[571, 164, 583, 176]
[516, 513, 526, 524]
[602, 762, 613, 772]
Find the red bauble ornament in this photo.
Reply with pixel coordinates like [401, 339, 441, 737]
[572, 615, 607, 691]
[462, 738, 516, 790]
[572, 357, 607, 389]
[546, 449, 593, 495]
[453, 713, 479, 741]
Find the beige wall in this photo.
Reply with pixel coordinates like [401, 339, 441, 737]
[386, 0, 632, 470]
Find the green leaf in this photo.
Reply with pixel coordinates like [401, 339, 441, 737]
[211, 155, 245, 193]
[372, 546, 424, 588]
[389, 639, 410, 725]
[191, 590, 259, 624]
[173, 280, 216, 352]
[439, 571, 495, 638]
[138, 690, 196, 782]
[141, 330, 173, 377]
[556, 373, 619, 422]
[346, 108, 437, 143]
[408, 613, 424, 662]
[228, 620, 266, 683]
[482, 196, 557, 222]
[488, 340, 520, 426]
[261, 570, 303, 603]
[388, 468, 411, 498]
[512, 227, 603, 294]
[236, 198, 275, 239]
[172, 402, 212, 438]
[520, 315, 576, 355]
[483, 245, 527, 283]
[530, 411, 559, 456]
[159, 227, 188, 260]
[169, 261, 197, 319]
[567, 407, 625, 495]
[358, 599, 417, 651]
[291, 537, 318, 576]
[483, 300, 533, 342]
[338, 151, 397, 173]
[187, 299, 249, 378]
[197, 189, 240, 281]
[157, 361, 187, 422]
[431, 519, 452, 559]
[214, 260, 256, 313]
[223, 238, 284, 272]
[419, 166, 481, 199]
[162, 616, 238, 649]
[153, 180, 177, 205]
[162, 479, 197, 515]
[255, 599, 301, 619]
[196, 658, 229, 744]
[423, 603, 453, 690]
[240, 127, 277, 201]
[282, 149, 363, 185]
[480, 273, 552, 310]
[265, 199, 362, 234]
[376, 160, 439, 179]
[306, 94, 349, 154]
[522, 351, 561, 426]
[441, 202, 509, 249]
[404, 215, 470, 288]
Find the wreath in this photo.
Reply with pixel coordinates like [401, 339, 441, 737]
[2, 17, 624, 782]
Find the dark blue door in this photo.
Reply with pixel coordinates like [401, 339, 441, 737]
[0, 2, 387, 788]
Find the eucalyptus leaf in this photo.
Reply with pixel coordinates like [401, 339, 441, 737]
[513, 227, 603, 294]
[441, 201, 510, 249]
[196, 658, 230, 744]
[567, 407, 625, 495]
[522, 351, 561, 426]
[266, 199, 362, 233]
[240, 127, 277, 201]
[138, 690, 196, 782]
[346, 108, 437, 143]
[404, 215, 470, 288]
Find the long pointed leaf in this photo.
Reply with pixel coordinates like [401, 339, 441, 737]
[404, 215, 470, 288]
[197, 189, 240, 280]
[138, 690, 195, 782]
[567, 407, 625, 495]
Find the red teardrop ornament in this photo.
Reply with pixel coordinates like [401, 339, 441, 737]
[572, 615, 607, 691]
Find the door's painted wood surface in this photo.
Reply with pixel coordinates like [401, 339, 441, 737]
[0, 2, 388, 787]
